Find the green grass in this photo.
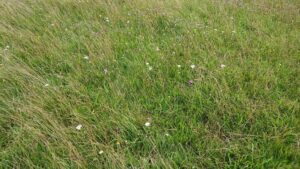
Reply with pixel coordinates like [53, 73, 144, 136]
[0, 0, 299, 168]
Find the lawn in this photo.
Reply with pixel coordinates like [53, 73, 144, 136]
[0, 0, 299, 168]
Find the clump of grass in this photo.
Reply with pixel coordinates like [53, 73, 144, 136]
[0, 0, 299, 168]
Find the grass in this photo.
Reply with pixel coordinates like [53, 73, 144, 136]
[0, 0, 299, 168]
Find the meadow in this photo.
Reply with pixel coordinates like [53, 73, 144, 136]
[0, 0, 299, 168]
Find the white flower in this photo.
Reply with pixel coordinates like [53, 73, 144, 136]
[44, 83, 49, 87]
[104, 68, 108, 74]
[127, 20, 130, 24]
[98, 150, 104, 155]
[4, 45, 10, 51]
[177, 65, 181, 68]
[165, 133, 170, 136]
[105, 17, 109, 22]
[220, 64, 226, 68]
[232, 30, 236, 33]
[214, 29, 218, 31]
[148, 66, 153, 71]
[145, 122, 151, 127]
[190, 64, 196, 69]
[156, 47, 160, 51]
[83, 55, 89, 60]
[146, 62, 149, 66]
[76, 124, 82, 130]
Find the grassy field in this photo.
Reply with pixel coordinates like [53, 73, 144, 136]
[0, 0, 299, 168]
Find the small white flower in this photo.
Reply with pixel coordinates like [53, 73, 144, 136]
[44, 83, 49, 87]
[83, 55, 89, 60]
[177, 65, 181, 68]
[127, 20, 130, 24]
[156, 47, 160, 51]
[51, 23, 55, 26]
[98, 150, 104, 155]
[165, 133, 170, 136]
[76, 124, 82, 130]
[232, 30, 236, 33]
[104, 68, 108, 74]
[214, 28, 218, 31]
[105, 17, 109, 22]
[220, 64, 226, 68]
[4, 45, 10, 51]
[190, 64, 196, 69]
[148, 66, 153, 71]
[146, 62, 149, 66]
[145, 122, 151, 127]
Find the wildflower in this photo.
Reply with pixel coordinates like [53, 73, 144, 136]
[4, 45, 9, 51]
[145, 122, 151, 127]
[156, 47, 160, 51]
[232, 30, 236, 33]
[44, 83, 49, 87]
[76, 124, 82, 130]
[127, 20, 130, 24]
[220, 64, 226, 68]
[148, 66, 153, 71]
[99, 150, 104, 155]
[214, 28, 218, 31]
[146, 62, 149, 66]
[105, 17, 109, 22]
[177, 65, 181, 68]
[83, 55, 89, 60]
[190, 64, 196, 69]
[104, 68, 108, 74]
[165, 133, 170, 136]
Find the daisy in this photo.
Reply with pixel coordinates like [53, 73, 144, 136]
[104, 68, 108, 74]
[145, 122, 151, 127]
[4, 45, 9, 51]
[76, 124, 82, 130]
